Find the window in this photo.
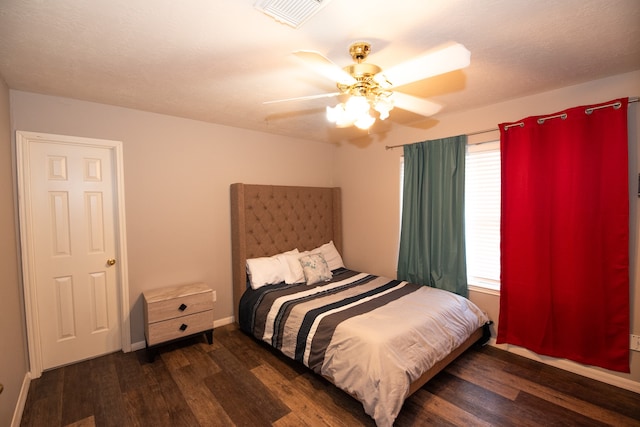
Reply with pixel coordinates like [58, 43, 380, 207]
[465, 141, 501, 291]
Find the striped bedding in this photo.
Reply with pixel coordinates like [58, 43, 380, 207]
[239, 268, 489, 427]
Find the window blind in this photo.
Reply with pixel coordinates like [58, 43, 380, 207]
[465, 141, 501, 289]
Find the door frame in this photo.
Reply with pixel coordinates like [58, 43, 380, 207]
[16, 131, 131, 378]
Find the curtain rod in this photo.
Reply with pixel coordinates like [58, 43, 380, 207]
[385, 96, 639, 150]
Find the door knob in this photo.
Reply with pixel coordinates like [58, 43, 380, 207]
[107, 259, 117, 266]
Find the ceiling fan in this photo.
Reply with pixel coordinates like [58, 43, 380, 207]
[265, 42, 471, 129]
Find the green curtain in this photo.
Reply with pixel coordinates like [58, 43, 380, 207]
[397, 135, 468, 297]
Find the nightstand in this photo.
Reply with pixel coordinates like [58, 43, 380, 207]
[143, 282, 214, 361]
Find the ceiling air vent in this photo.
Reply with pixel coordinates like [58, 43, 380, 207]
[254, 0, 334, 28]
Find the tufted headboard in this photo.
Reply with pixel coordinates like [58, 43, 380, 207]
[230, 183, 342, 319]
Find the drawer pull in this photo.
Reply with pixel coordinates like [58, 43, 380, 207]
[179, 303, 187, 311]
[180, 324, 188, 331]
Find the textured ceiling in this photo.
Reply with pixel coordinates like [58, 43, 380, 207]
[1, 0, 639, 144]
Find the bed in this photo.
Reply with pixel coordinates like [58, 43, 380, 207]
[230, 183, 490, 427]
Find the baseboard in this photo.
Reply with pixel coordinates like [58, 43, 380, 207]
[130, 316, 237, 352]
[130, 340, 147, 352]
[11, 372, 31, 427]
[488, 339, 640, 394]
[213, 316, 234, 328]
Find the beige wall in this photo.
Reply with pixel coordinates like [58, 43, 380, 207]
[9, 90, 336, 345]
[0, 79, 29, 424]
[333, 70, 640, 386]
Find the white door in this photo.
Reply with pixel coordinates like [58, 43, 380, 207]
[17, 131, 130, 375]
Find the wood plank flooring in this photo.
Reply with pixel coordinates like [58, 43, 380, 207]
[20, 323, 640, 427]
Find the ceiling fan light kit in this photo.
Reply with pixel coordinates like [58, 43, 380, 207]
[325, 42, 396, 130]
[269, 41, 471, 130]
[327, 95, 379, 129]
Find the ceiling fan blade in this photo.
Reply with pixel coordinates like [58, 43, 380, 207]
[377, 43, 471, 88]
[263, 92, 341, 104]
[292, 50, 357, 86]
[392, 92, 442, 117]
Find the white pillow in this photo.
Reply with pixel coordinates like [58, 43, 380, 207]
[283, 251, 310, 284]
[246, 249, 298, 290]
[299, 252, 332, 285]
[316, 241, 345, 271]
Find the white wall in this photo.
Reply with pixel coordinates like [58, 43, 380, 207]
[0, 76, 29, 427]
[9, 90, 336, 345]
[334, 70, 640, 388]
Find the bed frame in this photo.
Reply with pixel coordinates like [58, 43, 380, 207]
[229, 183, 484, 400]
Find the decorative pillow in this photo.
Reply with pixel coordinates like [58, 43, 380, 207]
[246, 249, 298, 289]
[316, 241, 345, 270]
[283, 251, 310, 284]
[299, 253, 332, 285]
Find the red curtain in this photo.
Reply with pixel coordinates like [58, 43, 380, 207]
[497, 98, 630, 372]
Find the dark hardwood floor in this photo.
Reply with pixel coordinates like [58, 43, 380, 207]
[20, 323, 640, 427]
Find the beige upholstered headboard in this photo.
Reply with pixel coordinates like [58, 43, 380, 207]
[230, 183, 342, 319]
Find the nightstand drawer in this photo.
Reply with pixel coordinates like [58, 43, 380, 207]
[146, 292, 212, 323]
[144, 282, 213, 323]
[146, 310, 214, 346]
